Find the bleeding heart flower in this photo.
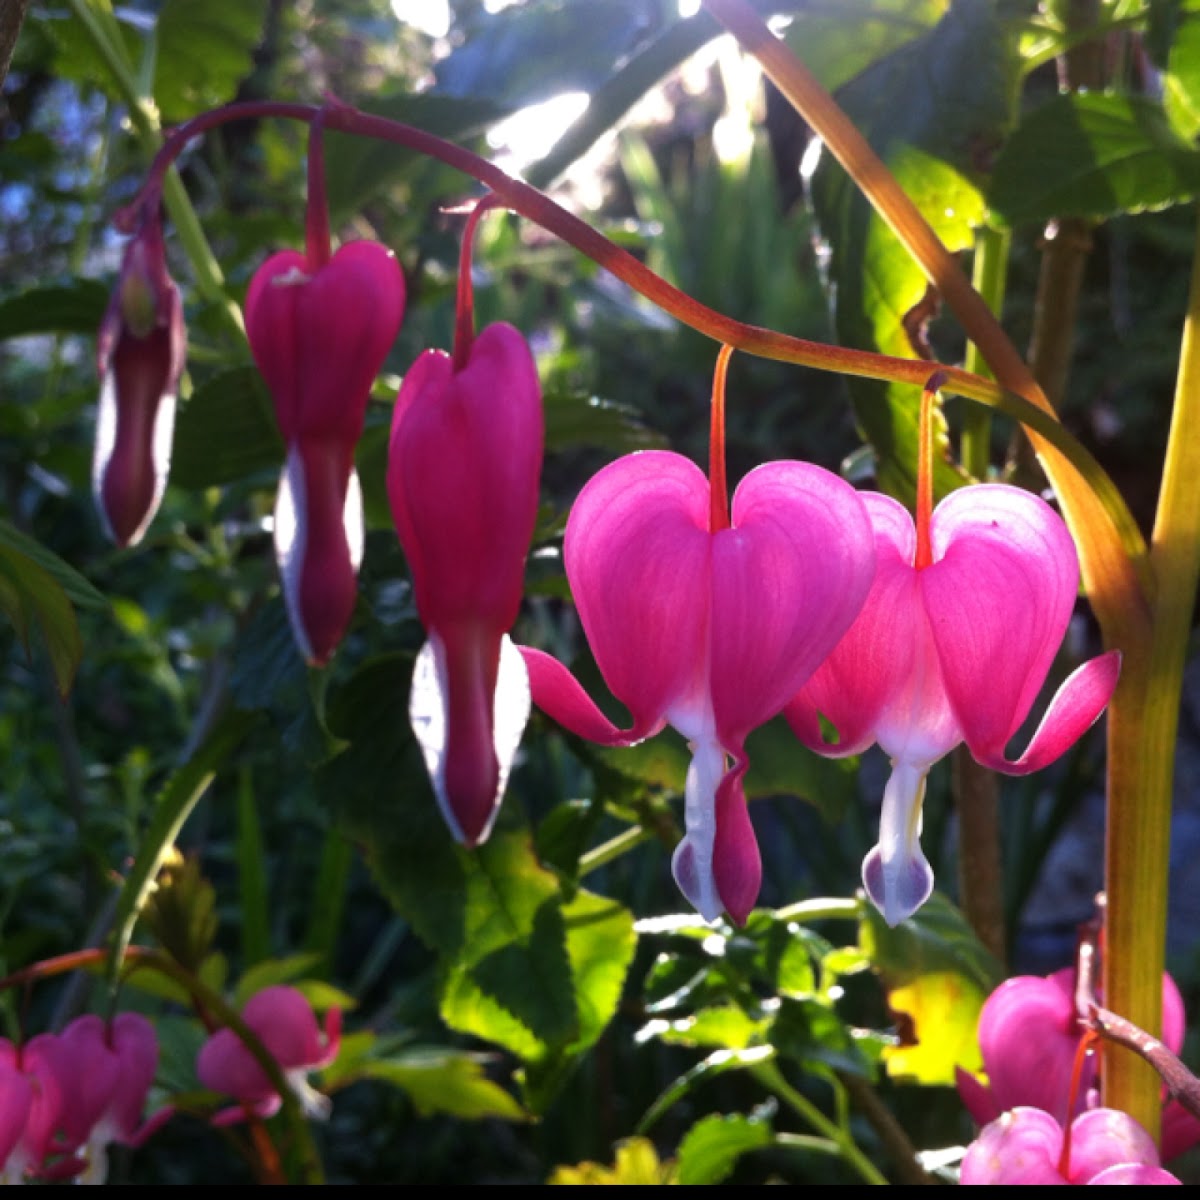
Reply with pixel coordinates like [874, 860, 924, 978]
[786, 485, 1120, 926]
[55, 1013, 165, 1183]
[246, 240, 406, 665]
[960, 1106, 1180, 1185]
[387, 322, 543, 846]
[956, 967, 1199, 1163]
[196, 986, 341, 1125]
[521, 448, 876, 924]
[0, 1034, 62, 1184]
[93, 217, 186, 548]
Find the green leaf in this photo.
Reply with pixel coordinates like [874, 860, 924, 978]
[39, 9, 142, 99]
[0, 521, 107, 611]
[542, 389, 667, 454]
[107, 709, 258, 987]
[0, 540, 82, 696]
[233, 951, 323, 1008]
[650, 1004, 770, 1051]
[1164, 8, 1200, 139]
[323, 94, 511, 222]
[170, 366, 284, 489]
[356, 1047, 530, 1122]
[810, 0, 1015, 502]
[637, 1046, 777, 1134]
[783, 0, 949, 95]
[989, 92, 1200, 225]
[0, 280, 110, 340]
[742, 714, 860, 824]
[153, 0, 269, 121]
[676, 1111, 774, 1186]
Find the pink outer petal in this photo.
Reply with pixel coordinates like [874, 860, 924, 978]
[955, 1065, 1001, 1128]
[243, 987, 330, 1071]
[246, 241, 405, 443]
[1162, 1101, 1200, 1163]
[973, 969, 1086, 1124]
[921, 483, 1117, 772]
[196, 1029, 275, 1106]
[55, 1016, 121, 1149]
[274, 442, 363, 665]
[960, 1107, 1069, 1185]
[107, 1013, 159, 1142]
[786, 492, 920, 757]
[1086, 1164, 1181, 1185]
[711, 461, 875, 743]
[387, 324, 543, 633]
[0, 1058, 32, 1168]
[1067, 1107, 1161, 1183]
[564, 451, 712, 739]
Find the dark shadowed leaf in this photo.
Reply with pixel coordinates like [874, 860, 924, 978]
[0, 539, 81, 695]
[988, 92, 1200, 226]
[0, 280, 109, 339]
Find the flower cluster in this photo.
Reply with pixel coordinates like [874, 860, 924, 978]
[94, 194, 1119, 929]
[0, 1012, 163, 1184]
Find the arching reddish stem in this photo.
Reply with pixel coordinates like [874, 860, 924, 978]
[709, 344, 733, 533]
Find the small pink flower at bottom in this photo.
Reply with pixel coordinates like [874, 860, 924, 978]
[961, 1106, 1180, 1185]
[55, 1013, 166, 1183]
[196, 986, 340, 1124]
[0, 1035, 62, 1184]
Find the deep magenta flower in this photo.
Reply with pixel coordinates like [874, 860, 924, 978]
[786, 485, 1120, 925]
[387, 323, 543, 846]
[93, 217, 187, 548]
[960, 1106, 1180, 1185]
[54, 1013, 163, 1183]
[521, 449, 876, 924]
[196, 986, 341, 1124]
[246, 240, 406, 665]
[0, 1034, 62, 1184]
[956, 967, 1199, 1162]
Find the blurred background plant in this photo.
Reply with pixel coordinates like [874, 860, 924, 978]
[0, 0, 1197, 1184]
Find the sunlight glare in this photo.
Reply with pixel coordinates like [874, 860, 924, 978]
[391, 0, 450, 39]
[487, 91, 591, 174]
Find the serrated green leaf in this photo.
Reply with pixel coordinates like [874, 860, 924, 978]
[811, 0, 1015, 503]
[357, 1049, 529, 1122]
[39, 9, 142, 99]
[1164, 8, 1200, 139]
[170, 365, 283, 490]
[675, 1111, 774, 1186]
[0, 280, 110, 340]
[650, 1004, 769, 1051]
[153, 0, 268, 121]
[542, 389, 666, 454]
[0, 540, 81, 696]
[858, 890, 1003, 995]
[769, 996, 874, 1077]
[989, 91, 1200, 225]
[0, 521, 107, 611]
[549, 1137, 676, 1185]
[637, 1045, 776, 1134]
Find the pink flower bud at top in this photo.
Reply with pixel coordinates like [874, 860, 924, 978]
[196, 985, 341, 1125]
[246, 241, 405, 665]
[93, 218, 187, 548]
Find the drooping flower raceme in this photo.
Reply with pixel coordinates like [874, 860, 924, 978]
[387, 323, 543, 847]
[956, 967, 1200, 1163]
[246, 240, 406, 665]
[960, 1106, 1180, 1185]
[93, 217, 187, 548]
[521, 449, 876, 924]
[786, 485, 1121, 926]
[196, 986, 341, 1124]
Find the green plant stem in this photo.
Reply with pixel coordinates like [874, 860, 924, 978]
[836, 1069, 934, 1186]
[1103, 202, 1200, 1130]
[959, 223, 1011, 479]
[66, 0, 243, 335]
[951, 748, 1005, 969]
[750, 1060, 887, 1185]
[578, 826, 654, 877]
[772, 897, 860, 924]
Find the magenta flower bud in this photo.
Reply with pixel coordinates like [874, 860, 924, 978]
[93, 219, 187, 548]
[55, 1013, 163, 1183]
[387, 323, 543, 846]
[0, 1035, 62, 1184]
[196, 986, 341, 1125]
[246, 241, 406, 665]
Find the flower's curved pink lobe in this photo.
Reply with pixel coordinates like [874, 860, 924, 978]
[246, 240, 405, 665]
[789, 483, 1119, 926]
[388, 323, 543, 846]
[922, 486, 1121, 773]
[960, 1106, 1069, 1185]
[531, 449, 875, 923]
[0, 1035, 62, 1183]
[93, 220, 186, 548]
[1067, 1107, 1163, 1183]
[196, 986, 340, 1125]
